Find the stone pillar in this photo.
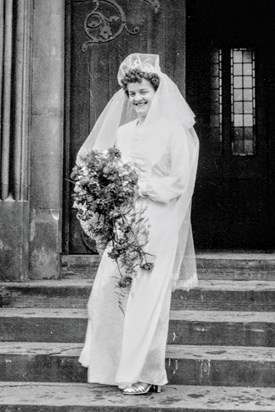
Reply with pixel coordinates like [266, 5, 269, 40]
[0, 0, 31, 281]
[29, 0, 65, 279]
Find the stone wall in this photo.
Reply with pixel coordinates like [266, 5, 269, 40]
[0, 0, 65, 281]
[0, 1, 31, 280]
[29, 0, 65, 279]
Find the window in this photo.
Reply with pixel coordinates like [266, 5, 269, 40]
[209, 49, 223, 155]
[210, 47, 256, 156]
[231, 48, 256, 156]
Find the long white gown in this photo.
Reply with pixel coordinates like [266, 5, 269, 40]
[79, 117, 196, 387]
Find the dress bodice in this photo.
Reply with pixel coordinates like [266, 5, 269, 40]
[130, 125, 151, 182]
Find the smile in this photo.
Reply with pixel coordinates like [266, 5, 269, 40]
[135, 101, 147, 106]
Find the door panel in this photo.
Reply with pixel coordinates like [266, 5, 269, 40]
[64, 0, 187, 253]
[186, 0, 274, 249]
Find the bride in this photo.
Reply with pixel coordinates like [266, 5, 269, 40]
[77, 53, 199, 395]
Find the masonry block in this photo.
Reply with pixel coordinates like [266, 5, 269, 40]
[29, 209, 61, 279]
[0, 201, 29, 281]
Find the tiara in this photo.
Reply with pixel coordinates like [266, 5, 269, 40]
[117, 53, 161, 84]
[127, 59, 156, 74]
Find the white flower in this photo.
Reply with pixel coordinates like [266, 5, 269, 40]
[82, 166, 89, 176]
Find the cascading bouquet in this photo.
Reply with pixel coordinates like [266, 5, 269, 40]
[70, 147, 154, 293]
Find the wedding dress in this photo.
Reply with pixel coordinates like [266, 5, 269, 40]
[79, 116, 198, 386]
[78, 53, 199, 388]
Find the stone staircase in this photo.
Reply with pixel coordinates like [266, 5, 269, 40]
[0, 253, 275, 411]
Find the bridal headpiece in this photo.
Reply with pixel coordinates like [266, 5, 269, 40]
[117, 53, 162, 85]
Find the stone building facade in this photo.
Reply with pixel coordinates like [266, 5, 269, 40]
[0, 1, 64, 280]
[0, 0, 274, 281]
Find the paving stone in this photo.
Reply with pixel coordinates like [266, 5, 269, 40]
[0, 342, 275, 387]
[172, 280, 275, 311]
[61, 253, 275, 280]
[196, 252, 275, 268]
[1, 308, 275, 347]
[1, 279, 275, 311]
[198, 268, 275, 281]
[0, 382, 275, 411]
[0, 308, 87, 343]
[168, 310, 275, 347]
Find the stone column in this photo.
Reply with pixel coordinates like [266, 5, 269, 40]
[0, 0, 31, 281]
[29, 0, 65, 279]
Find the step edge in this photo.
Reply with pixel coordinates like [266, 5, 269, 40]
[1, 308, 275, 323]
[0, 382, 274, 411]
[1, 341, 275, 360]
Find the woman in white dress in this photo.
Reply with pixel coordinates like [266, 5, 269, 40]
[78, 53, 199, 395]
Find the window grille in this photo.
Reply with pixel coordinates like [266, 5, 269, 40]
[210, 49, 223, 154]
[230, 48, 256, 156]
[209, 47, 256, 156]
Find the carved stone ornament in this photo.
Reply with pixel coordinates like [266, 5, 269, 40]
[82, 0, 160, 51]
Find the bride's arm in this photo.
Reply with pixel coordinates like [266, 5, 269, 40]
[140, 126, 192, 204]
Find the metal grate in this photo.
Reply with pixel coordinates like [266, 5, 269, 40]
[230, 48, 256, 156]
[210, 49, 223, 154]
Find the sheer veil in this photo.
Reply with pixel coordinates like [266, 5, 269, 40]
[77, 53, 199, 290]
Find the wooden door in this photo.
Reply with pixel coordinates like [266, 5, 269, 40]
[64, 0, 187, 253]
[64, 0, 275, 254]
[186, 0, 275, 250]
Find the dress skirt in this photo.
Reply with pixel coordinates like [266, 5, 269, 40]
[79, 195, 178, 387]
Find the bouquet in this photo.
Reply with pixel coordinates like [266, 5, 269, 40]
[71, 147, 154, 292]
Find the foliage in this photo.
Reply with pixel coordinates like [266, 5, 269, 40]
[71, 147, 154, 295]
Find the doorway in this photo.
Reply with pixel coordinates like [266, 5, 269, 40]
[186, 0, 275, 249]
[63, 0, 275, 254]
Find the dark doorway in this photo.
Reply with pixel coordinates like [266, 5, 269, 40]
[186, 0, 275, 250]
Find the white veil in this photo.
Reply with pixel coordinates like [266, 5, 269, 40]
[77, 53, 199, 290]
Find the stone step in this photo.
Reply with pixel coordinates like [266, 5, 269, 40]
[62, 253, 275, 281]
[1, 279, 275, 311]
[1, 342, 275, 387]
[1, 308, 275, 347]
[0, 382, 275, 412]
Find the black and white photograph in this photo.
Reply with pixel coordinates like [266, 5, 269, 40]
[0, 0, 275, 411]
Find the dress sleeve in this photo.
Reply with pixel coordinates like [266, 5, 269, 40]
[140, 126, 191, 204]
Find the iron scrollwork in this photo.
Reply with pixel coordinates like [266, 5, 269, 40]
[82, 0, 160, 51]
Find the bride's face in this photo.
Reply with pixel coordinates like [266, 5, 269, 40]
[127, 78, 156, 119]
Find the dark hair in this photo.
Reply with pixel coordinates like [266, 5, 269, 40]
[121, 68, 160, 96]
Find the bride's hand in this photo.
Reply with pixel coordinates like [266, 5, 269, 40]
[138, 180, 148, 198]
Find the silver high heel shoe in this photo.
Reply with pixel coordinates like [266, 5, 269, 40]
[122, 382, 161, 395]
